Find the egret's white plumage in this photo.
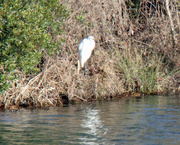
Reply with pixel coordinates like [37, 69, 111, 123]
[78, 36, 95, 75]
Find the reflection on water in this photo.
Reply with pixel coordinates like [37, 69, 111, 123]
[80, 108, 107, 144]
[0, 95, 180, 145]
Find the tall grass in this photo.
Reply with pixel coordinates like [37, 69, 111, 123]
[116, 47, 179, 94]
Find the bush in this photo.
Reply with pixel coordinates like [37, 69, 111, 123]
[0, 0, 69, 92]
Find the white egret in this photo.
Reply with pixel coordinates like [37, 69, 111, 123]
[77, 36, 95, 75]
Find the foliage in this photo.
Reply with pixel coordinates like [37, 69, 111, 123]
[0, 0, 69, 92]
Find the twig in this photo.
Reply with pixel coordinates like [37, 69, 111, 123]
[67, 1, 92, 23]
[74, 95, 87, 102]
[37, 57, 50, 88]
[133, 39, 153, 48]
[166, 0, 176, 47]
[17, 0, 30, 11]
[12, 0, 30, 15]
[15, 73, 43, 102]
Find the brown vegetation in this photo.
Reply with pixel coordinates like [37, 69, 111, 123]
[1, 0, 180, 110]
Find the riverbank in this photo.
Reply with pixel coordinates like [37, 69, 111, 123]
[0, 0, 179, 110]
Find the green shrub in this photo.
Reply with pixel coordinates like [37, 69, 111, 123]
[0, 0, 69, 92]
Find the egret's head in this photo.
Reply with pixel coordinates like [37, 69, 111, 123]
[88, 36, 95, 40]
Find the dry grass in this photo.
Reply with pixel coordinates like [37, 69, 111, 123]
[1, 0, 180, 109]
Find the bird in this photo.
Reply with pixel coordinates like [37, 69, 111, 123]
[77, 36, 95, 75]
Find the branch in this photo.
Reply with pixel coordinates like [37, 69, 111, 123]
[166, 0, 176, 46]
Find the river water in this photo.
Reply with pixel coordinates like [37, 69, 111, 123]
[0, 95, 179, 145]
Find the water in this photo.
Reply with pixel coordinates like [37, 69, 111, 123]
[0, 95, 180, 145]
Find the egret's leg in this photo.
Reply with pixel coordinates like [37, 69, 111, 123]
[77, 60, 80, 74]
[84, 65, 86, 75]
